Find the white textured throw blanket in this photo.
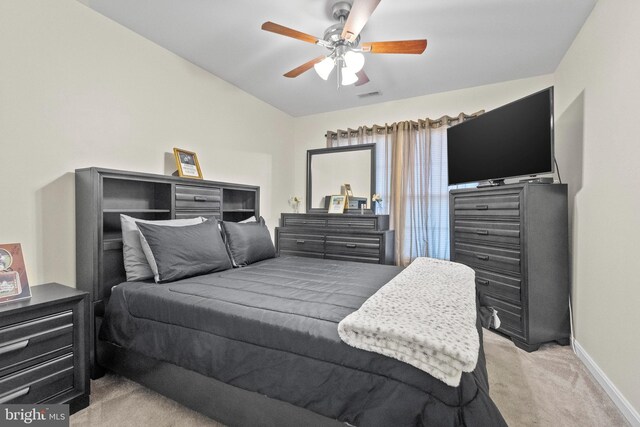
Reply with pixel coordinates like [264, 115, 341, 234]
[338, 257, 479, 387]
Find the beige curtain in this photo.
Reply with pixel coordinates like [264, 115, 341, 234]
[327, 113, 481, 266]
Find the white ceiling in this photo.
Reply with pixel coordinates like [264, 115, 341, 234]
[81, 0, 596, 117]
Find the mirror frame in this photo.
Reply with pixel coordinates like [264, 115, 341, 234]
[306, 144, 376, 213]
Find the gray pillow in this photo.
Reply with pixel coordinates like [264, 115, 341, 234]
[221, 217, 276, 267]
[137, 219, 232, 283]
[120, 214, 204, 281]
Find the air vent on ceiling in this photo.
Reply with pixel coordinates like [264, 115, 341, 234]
[357, 91, 381, 98]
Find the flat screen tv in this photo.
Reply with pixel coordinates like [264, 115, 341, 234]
[447, 87, 554, 185]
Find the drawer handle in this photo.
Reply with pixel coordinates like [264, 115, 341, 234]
[476, 229, 489, 235]
[193, 196, 207, 202]
[345, 243, 357, 248]
[476, 254, 490, 261]
[0, 387, 30, 404]
[475, 204, 489, 210]
[0, 339, 29, 356]
[296, 240, 305, 244]
[476, 279, 490, 286]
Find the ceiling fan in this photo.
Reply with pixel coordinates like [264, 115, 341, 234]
[261, 0, 427, 87]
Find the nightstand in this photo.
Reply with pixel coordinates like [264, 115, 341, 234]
[0, 283, 90, 414]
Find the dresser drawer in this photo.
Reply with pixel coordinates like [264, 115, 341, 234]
[0, 354, 74, 405]
[453, 192, 521, 218]
[483, 295, 525, 339]
[325, 235, 381, 257]
[455, 242, 521, 274]
[282, 217, 327, 228]
[454, 220, 520, 246]
[175, 185, 221, 210]
[174, 210, 221, 220]
[324, 253, 381, 264]
[474, 269, 521, 305]
[326, 217, 377, 230]
[278, 232, 325, 254]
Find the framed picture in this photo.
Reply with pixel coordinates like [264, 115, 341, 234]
[343, 183, 353, 198]
[0, 243, 31, 304]
[328, 195, 346, 214]
[173, 148, 203, 179]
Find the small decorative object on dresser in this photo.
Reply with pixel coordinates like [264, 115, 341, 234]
[173, 147, 203, 179]
[449, 183, 570, 352]
[276, 212, 395, 265]
[0, 243, 31, 304]
[328, 195, 346, 214]
[0, 283, 90, 413]
[288, 195, 302, 213]
[371, 193, 383, 214]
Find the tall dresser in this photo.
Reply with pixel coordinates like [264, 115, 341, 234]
[275, 213, 395, 265]
[449, 183, 570, 351]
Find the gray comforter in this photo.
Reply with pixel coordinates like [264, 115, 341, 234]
[100, 256, 506, 426]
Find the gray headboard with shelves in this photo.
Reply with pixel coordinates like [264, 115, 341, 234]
[75, 167, 259, 375]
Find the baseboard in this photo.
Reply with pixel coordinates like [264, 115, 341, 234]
[573, 339, 640, 426]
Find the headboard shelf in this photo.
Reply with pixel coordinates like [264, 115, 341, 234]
[75, 167, 260, 377]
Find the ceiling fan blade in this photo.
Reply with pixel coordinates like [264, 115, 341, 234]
[341, 0, 382, 43]
[355, 70, 370, 86]
[261, 21, 319, 44]
[361, 39, 428, 54]
[284, 56, 326, 78]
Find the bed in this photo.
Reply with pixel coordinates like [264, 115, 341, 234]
[77, 168, 505, 426]
[97, 255, 506, 426]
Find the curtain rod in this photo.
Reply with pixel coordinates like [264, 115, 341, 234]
[324, 111, 484, 139]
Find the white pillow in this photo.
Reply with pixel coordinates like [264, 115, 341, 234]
[239, 216, 256, 223]
[120, 214, 204, 281]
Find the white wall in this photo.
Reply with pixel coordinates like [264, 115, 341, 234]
[554, 0, 640, 417]
[0, 0, 295, 287]
[292, 75, 554, 207]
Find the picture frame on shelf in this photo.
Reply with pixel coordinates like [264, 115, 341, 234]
[0, 243, 31, 304]
[173, 147, 203, 179]
[328, 195, 346, 214]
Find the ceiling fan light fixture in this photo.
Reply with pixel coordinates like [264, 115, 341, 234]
[314, 57, 335, 80]
[341, 67, 358, 85]
[343, 50, 365, 73]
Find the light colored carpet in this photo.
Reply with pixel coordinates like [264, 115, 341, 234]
[71, 331, 629, 426]
[483, 330, 628, 426]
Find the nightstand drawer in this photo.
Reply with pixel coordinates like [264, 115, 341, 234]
[0, 324, 73, 377]
[0, 311, 74, 375]
[0, 354, 74, 404]
[175, 185, 221, 210]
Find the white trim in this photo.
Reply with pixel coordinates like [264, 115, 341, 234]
[574, 339, 640, 427]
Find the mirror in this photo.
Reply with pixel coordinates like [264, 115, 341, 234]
[306, 144, 375, 213]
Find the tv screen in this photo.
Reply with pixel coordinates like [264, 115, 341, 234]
[447, 87, 554, 185]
